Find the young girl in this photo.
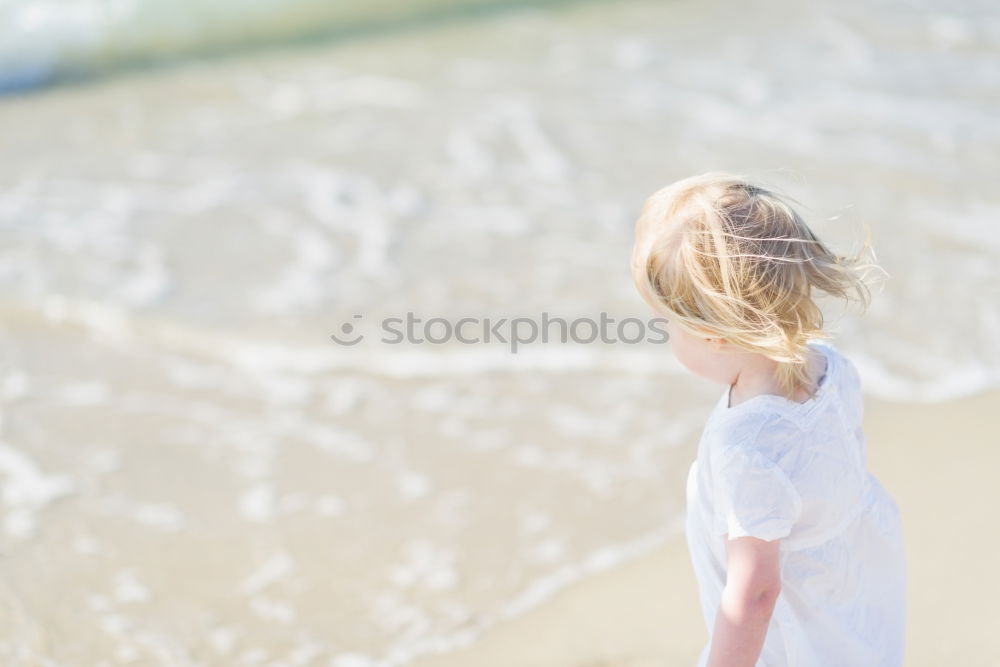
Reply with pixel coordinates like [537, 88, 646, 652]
[631, 173, 906, 666]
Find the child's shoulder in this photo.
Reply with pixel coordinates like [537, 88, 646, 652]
[705, 407, 801, 467]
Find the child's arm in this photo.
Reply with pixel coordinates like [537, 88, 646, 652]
[705, 535, 782, 667]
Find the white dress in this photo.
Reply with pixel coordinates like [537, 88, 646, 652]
[685, 340, 906, 666]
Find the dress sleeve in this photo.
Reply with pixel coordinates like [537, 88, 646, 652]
[712, 445, 803, 542]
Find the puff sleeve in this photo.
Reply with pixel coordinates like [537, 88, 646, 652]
[712, 445, 803, 542]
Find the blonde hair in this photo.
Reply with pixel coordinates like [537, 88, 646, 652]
[631, 172, 885, 398]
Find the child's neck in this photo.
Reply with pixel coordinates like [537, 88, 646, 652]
[728, 347, 827, 408]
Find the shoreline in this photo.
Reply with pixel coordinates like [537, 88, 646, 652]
[413, 390, 1000, 667]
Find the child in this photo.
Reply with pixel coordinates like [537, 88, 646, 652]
[631, 173, 906, 666]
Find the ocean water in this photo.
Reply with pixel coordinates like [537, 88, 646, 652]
[0, 0, 581, 91]
[0, 0, 998, 664]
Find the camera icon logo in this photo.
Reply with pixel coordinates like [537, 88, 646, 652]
[330, 315, 364, 346]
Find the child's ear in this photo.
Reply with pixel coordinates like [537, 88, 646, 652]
[690, 326, 721, 344]
[704, 336, 729, 350]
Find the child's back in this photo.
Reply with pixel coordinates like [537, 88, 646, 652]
[686, 339, 906, 666]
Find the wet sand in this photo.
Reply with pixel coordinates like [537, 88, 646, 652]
[413, 390, 1000, 667]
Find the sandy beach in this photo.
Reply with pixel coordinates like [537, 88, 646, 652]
[413, 390, 1000, 667]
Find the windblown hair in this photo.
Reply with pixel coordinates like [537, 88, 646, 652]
[631, 172, 885, 398]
